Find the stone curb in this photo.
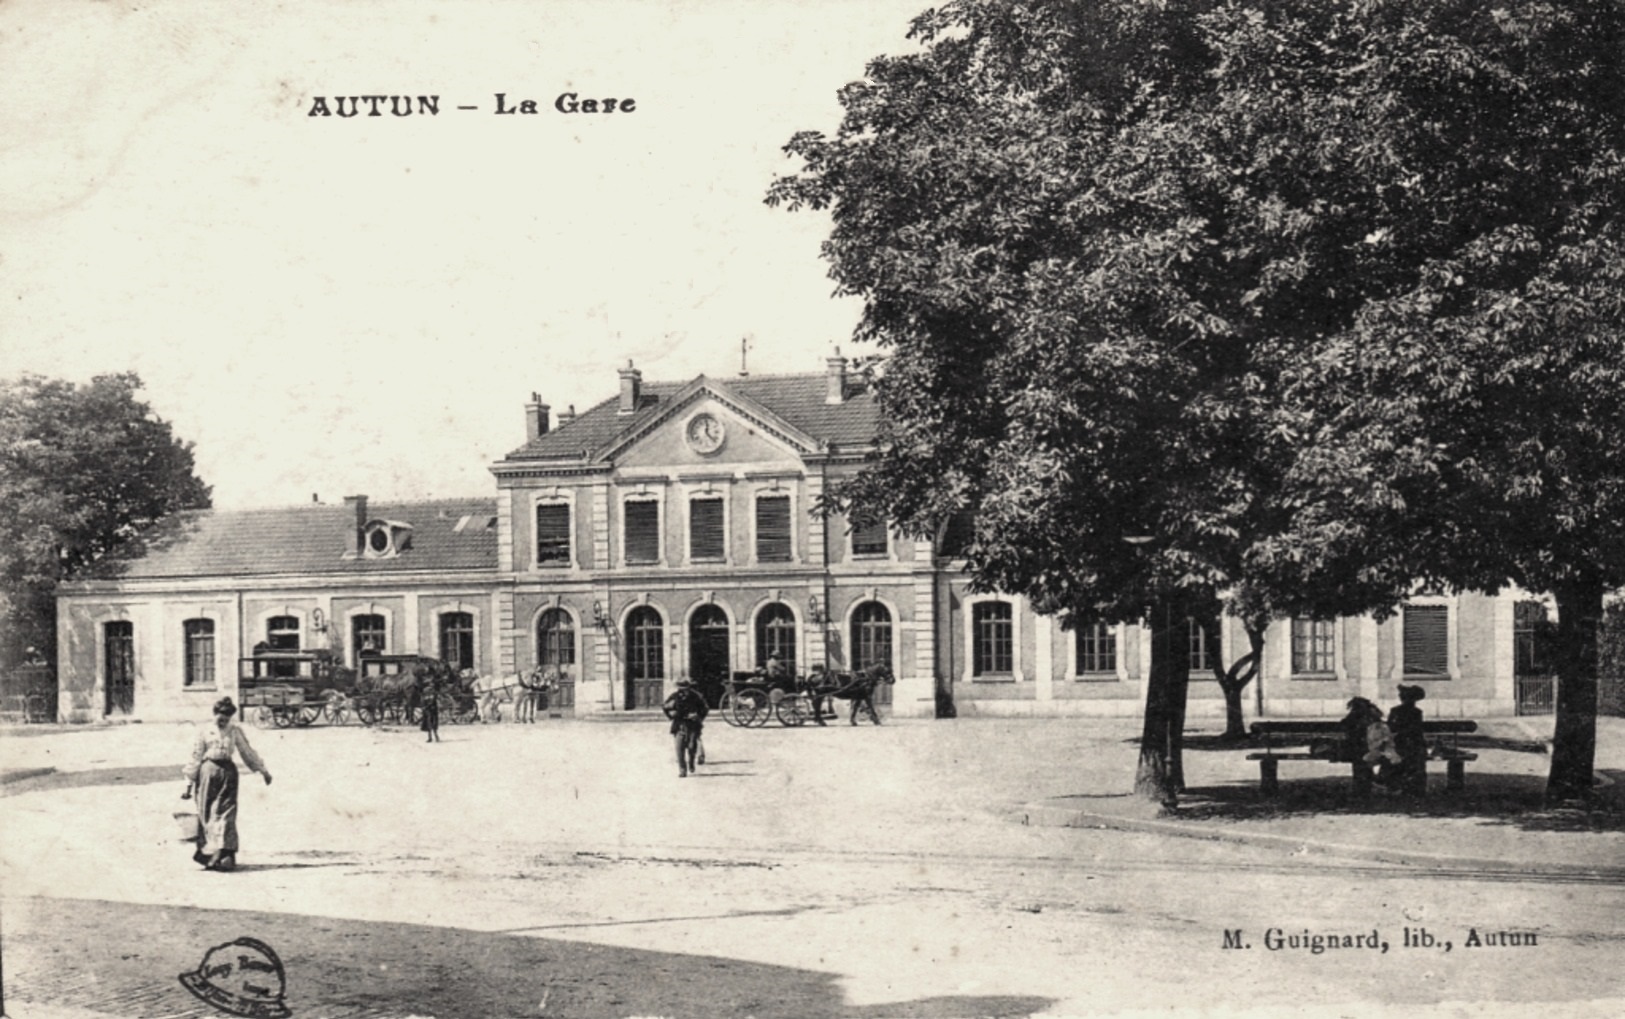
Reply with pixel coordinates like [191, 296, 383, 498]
[1016, 801, 1625, 880]
[1, 766, 58, 785]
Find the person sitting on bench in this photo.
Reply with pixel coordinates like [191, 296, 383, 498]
[1386, 684, 1428, 794]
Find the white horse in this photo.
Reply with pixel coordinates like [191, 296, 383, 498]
[470, 673, 520, 723]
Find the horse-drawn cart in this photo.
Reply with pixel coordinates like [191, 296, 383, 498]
[718, 665, 893, 727]
[238, 650, 352, 728]
[352, 654, 480, 726]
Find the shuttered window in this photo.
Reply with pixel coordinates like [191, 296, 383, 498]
[536, 503, 571, 565]
[624, 500, 660, 564]
[1403, 605, 1450, 677]
[755, 495, 792, 562]
[851, 519, 889, 558]
[690, 498, 725, 561]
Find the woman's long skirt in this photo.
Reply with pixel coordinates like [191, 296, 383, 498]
[192, 759, 240, 863]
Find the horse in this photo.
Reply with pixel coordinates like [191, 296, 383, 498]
[469, 672, 521, 723]
[823, 663, 895, 725]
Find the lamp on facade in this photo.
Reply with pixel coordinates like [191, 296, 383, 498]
[592, 600, 610, 630]
[808, 595, 826, 625]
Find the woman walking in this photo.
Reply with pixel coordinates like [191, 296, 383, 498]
[182, 697, 272, 872]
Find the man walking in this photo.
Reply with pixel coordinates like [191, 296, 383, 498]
[664, 676, 709, 778]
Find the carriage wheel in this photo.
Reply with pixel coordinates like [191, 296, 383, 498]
[732, 688, 769, 728]
[775, 696, 808, 727]
[718, 692, 739, 727]
[354, 703, 377, 727]
[251, 706, 275, 729]
[325, 702, 352, 726]
[296, 704, 322, 727]
[272, 708, 294, 728]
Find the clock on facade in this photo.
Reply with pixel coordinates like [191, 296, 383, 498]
[685, 412, 726, 454]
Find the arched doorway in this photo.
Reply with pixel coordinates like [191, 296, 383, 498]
[755, 603, 798, 676]
[624, 606, 664, 710]
[689, 604, 731, 707]
[851, 601, 894, 707]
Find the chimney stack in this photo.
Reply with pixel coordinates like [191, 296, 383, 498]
[343, 495, 368, 558]
[558, 403, 577, 427]
[825, 348, 848, 405]
[525, 392, 551, 440]
[618, 360, 642, 415]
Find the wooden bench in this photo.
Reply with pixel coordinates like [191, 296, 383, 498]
[1247, 720, 1479, 796]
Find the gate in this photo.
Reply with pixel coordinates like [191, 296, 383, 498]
[1516, 674, 1555, 716]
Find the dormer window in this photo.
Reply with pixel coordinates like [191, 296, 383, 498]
[362, 519, 413, 559]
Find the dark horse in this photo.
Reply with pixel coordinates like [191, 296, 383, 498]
[817, 664, 895, 725]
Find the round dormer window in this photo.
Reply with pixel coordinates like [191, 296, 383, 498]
[368, 528, 391, 554]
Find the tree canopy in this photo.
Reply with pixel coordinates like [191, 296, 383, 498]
[0, 373, 212, 667]
[770, 0, 1625, 800]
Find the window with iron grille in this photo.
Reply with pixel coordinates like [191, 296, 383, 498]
[1075, 620, 1117, 676]
[689, 497, 725, 561]
[973, 601, 1013, 676]
[850, 519, 888, 558]
[1188, 617, 1213, 674]
[851, 601, 892, 672]
[183, 618, 215, 687]
[756, 603, 798, 673]
[1403, 604, 1450, 677]
[755, 495, 792, 562]
[624, 500, 660, 564]
[266, 615, 300, 651]
[536, 503, 571, 566]
[537, 608, 576, 669]
[439, 612, 476, 672]
[352, 614, 386, 657]
[1291, 619, 1335, 674]
[626, 606, 664, 680]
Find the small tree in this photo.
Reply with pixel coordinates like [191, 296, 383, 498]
[0, 373, 212, 668]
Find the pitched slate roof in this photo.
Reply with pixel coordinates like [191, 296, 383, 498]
[87, 498, 499, 581]
[502, 372, 880, 461]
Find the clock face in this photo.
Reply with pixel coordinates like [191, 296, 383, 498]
[686, 413, 725, 454]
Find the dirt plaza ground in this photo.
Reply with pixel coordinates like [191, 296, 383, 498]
[3, 713, 1623, 1019]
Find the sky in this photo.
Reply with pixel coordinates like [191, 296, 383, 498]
[1, 0, 927, 509]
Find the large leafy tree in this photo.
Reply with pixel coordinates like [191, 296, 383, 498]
[0, 373, 212, 668]
[770, 0, 1625, 804]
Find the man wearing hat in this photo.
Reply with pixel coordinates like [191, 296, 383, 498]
[1387, 684, 1429, 795]
[664, 676, 709, 778]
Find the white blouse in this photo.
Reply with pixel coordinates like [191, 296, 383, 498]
[183, 722, 268, 783]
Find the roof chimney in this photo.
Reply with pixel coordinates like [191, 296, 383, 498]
[618, 360, 642, 415]
[343, 495, 368, 558]
[525, 392, 551, 440]
[558, 403, 577, 427]
[826, 348, 848, 405]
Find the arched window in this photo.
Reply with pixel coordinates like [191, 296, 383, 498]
[352, 614, 387, 658]
[972, 601, 1013, 676]
[183, 618, 215, 687]
[266, 615, 300, 651]
[537, 608, 576, 671]
[756, 603, 797, 673]
[439, 612, 476, 671]
[851, 602, 892, 672]
[626, 607, 664, 681]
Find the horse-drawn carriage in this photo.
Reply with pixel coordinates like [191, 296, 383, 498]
[718, 664, 894, 727]
[349, 654, 480, 726]
[238, 650, 353, 728]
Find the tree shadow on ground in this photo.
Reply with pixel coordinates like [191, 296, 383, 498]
[1, 764, 179, 795]
[5, 896, 1052, 1019]
[1173, 769, 1625, 834]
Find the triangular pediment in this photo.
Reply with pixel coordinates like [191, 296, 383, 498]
[595, 376, 822, 467]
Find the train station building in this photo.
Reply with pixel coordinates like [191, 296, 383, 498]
[54, 354, 1521, 723]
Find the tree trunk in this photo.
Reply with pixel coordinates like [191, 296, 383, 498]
[1135, 598, 1193, 809]
[1547, 579, 1604, 804]
[1214, 625, 1265, 741]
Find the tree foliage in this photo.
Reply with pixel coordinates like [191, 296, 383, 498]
[771, 0, 1625, 799]
[0, 373, 212, 667]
